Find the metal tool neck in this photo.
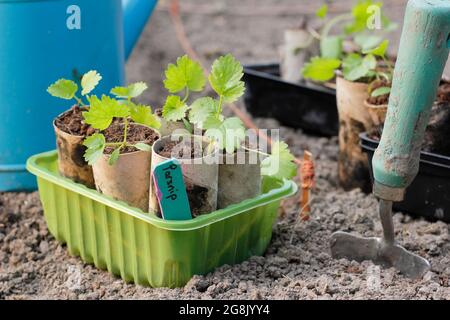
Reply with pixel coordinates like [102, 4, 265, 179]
[379, 199, 395, 244]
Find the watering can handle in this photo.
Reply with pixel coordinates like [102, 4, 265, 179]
[372, 0, 450, 201]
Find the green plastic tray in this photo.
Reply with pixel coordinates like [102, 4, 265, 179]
[26, 151, 298, 288]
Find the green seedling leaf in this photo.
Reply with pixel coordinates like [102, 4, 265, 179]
[209, 54, 246, 103]
[134, 143, 151, 152]
[111, 82, 148, 99]
[302, 57, 341, 82]
[363, 39, 388, 58]
[81, 70, 102, 96]
[371, 86, 391, 97]
[345, 0, 383, 34]
[182, 118, 194, 133]
[320, 36, 343, 59]
[383, 20, 398, 32]
[378, 71, 392, 82]
[83, 133, 106, 165]
[47, 79, 78, 100]
[316, 4, 328, 19]
[83, 95, 130, 130]
[130, 104, 161, 129]
[202, 115, 224, 130]
[189, 97, 217, 127]
[164, 55, 206, 93]
[343, 53, 376, 82]
[354, 34, 383, 51]
[108, 147, 121, 166]
[222, 117, 246, 154]
[261, 141, 297, 180]
[162, 95, 189, 122]
[205, 117, 246, 154]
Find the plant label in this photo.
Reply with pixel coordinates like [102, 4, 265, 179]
[152, 158, 192, 220]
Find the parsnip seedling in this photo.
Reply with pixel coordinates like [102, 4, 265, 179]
[302, 1, 396, 83]
[162, 55, 206, 125]
[47, 70, 102, 106]
[82, 82, 160, 166]
[261, 141, 297, 180]
[162, 54, 297, 180]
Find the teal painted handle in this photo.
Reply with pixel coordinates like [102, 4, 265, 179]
[373, 0, 450, 189]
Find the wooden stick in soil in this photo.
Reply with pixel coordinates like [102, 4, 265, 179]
[300, 151, 315, 221]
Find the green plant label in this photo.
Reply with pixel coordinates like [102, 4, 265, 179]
[152, 158, 192, 220]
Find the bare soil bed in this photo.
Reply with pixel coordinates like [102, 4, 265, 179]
[1, 0, 449, 300]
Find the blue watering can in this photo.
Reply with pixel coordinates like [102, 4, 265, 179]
[0, 0, 158, 191]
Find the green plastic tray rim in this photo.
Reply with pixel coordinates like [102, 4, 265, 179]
[26, 150, 298, 232]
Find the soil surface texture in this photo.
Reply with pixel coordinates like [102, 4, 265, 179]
[103, 123, 159, 155]
[436, 81, 450, 105]
[157, 139, 204, 159]
[54, 106, 95, 137]
[2, 0, 449, 300]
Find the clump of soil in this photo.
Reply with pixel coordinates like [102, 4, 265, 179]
[157, 139, 204, 159]
[436, 81, 450, 104]
[422, 103, 450, 155]
[54, 106, 95, 136]
[103, 123, 159, 155]
[368, 82, 450, 156]
[155, 108, 163, 117]
[185, 181, 209, 217]
[367, 79, 391, 106]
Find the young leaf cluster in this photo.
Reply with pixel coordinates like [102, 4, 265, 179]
[303, 38, 392, 86]
[82, 82, 160, 166]
[261, 142, 297, 180]
[302, 0, 396, 83]
[161, 55, 297, 180]
[47, 70, 102, 106]
[162, 54, 247, 153]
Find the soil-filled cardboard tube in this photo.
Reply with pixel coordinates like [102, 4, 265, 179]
[91, 124, 159, 212]
[53, 113, 95, 188]
[93, 149, 152, 212]
[364, 99, 388, 127]
[336, 76, 372, 193]
[149, 135, 219, 217]
[280, 27, 320, 83]
[217, 149, 261, 209]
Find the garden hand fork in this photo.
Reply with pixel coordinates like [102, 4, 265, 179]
[331, 0, 450, 279]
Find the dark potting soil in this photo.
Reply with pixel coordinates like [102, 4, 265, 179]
[368, 102, 450, 156]
[367, 79, 391, 106]
[54, 105, 95, 137]
[368, 81, 450, 155]
[155, 108, 163, 117]
[157, 140, 204, 159]
[103, 123, 159, 155]
[185, 181, 210, 217]
[436, 81, 450, 104]
[422, 103, 450, 155]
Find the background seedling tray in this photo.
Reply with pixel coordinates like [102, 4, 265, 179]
[361, 133, 450, 223]
[26, 151, 297, 288]
[243, 64, 338, 137]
